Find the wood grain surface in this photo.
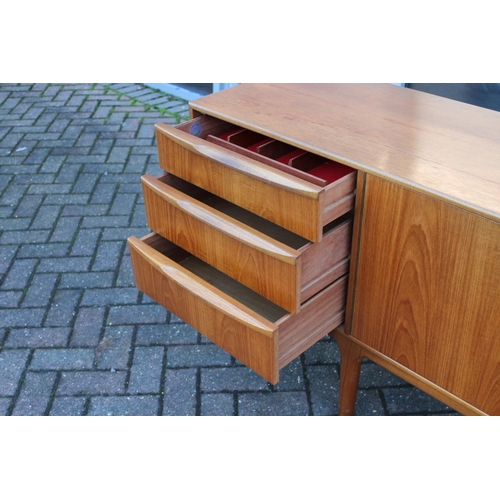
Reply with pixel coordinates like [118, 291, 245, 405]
[190, 83, 500, 223]
[155, 122, 325, 242]
[349, 176, 500, 414]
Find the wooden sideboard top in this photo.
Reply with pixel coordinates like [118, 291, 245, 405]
[190, 83, 500, 223]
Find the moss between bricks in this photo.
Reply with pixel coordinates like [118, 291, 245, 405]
[102, 84, 189, 124]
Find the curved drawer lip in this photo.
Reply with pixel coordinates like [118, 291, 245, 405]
[128, 235, 278, 337]
[142, 174, 301, 265]
[155, 122, 323, 200]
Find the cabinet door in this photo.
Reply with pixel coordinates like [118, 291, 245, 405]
[348, 175, 500, 414]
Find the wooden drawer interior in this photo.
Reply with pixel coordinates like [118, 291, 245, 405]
[128, 233, 348, 383]
[177, 115, 355, 187]
[155, 117, 357, 242]
[176, 115, 358, 226]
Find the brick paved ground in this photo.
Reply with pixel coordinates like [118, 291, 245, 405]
[0, 83, 460, 416]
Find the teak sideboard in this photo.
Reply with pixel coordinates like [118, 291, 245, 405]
[128, 83, 500, 416]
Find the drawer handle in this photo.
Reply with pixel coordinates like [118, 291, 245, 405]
[128, 236, 277, 337]
[156, 123, 321, 199]
[142, 175, 301, 265]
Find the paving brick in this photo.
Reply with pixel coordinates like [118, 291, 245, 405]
[92, 240, 123, 271]
[2, 97, 21, 109]
[72, 173, 99, 193]
[0, 205, 14, 218]
[355, 390, 386, 416]
[88, 395, 159, 416]
[84, 163, 123, 174]
[62, 204, 107, 217]
[1, 258, 37, 290]
[42, 86, 61, 97]
[13, 102, 33, 115]
[272, 358, 305, 391]
[44, 194, 90, 205]
[136, 323, 198, 346]
[59, 271, 114, 290]
[91, 138, 114, 156]
[0, 349, 30, 396]
[40, 155, 65, 173]
[0, 290, 22, 307]
[44, 289, 81, 327]
[70, 228, 100, 256]
[11, 173, 51, 187]
[30, 348, 95, 370]
[121, 119, 141, 133]
[0, 245, 18, 274]
[116, 255, 135, 287]
[22, 106, 45, 121]
[201, 367, 268, 392]
[381, 386, 454, 415]
[80, 288, 138, 306]
[27, 183, 71, 195]
[49, 396, 87, 416]
[358, 362, 407, 389]
[17, 243, 69, 258]
[307, 365, 339, 416]
[0, 131, 24, 148]
[2, 183, 27, 205]
[128, 346, 164, 394]
[201, 393, 235, 416]
[31, 205, 63, 229]
[81, 215, 129, 228]
[55, 166, 85, 185]
[95, 325, 134, 370]
[167, 344, 232, 368]
[107, 304, 167, 325]
[24, 147, 51, 165]
[103, 227, 141, 241]
[107, 145, 130, 163]
[57, 371, 127, 396]
[303, 336, 341, 364]
[37, 256, 90, 273]
[1, 217, 31, 230]
[70, 306, 105, 347]
[239, 390, 310, 416]
[5, 327, 71, 348]
[110, 193, 136, 215]
[67, 95, 86, 107]
[163, 368, 197, 416]
[50, 216, 80, 242]
[0, 397, 11, 416]
[0, 229, 50, 245]
[54, 91, 72, 103]
[12, 371, 57, 416]
[0, 308, 45, 328]
[79, 100, 98, 114]
[76, 132, 98, 147]
[14, 193, 43, 217]
[22, 273, 58, 307]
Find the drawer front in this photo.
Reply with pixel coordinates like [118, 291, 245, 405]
[142, 173, 353, 313]
[128, 234, 347, 384]
[155, 122, 325, 242]
[141, 173, 302, 313]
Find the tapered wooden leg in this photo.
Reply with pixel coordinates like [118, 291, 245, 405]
[330, 329, 364, 416]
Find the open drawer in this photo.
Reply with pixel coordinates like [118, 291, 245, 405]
[128, 233, 348, 384]
[141, 172, 352, 314]
[155, 115, 357, 243]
